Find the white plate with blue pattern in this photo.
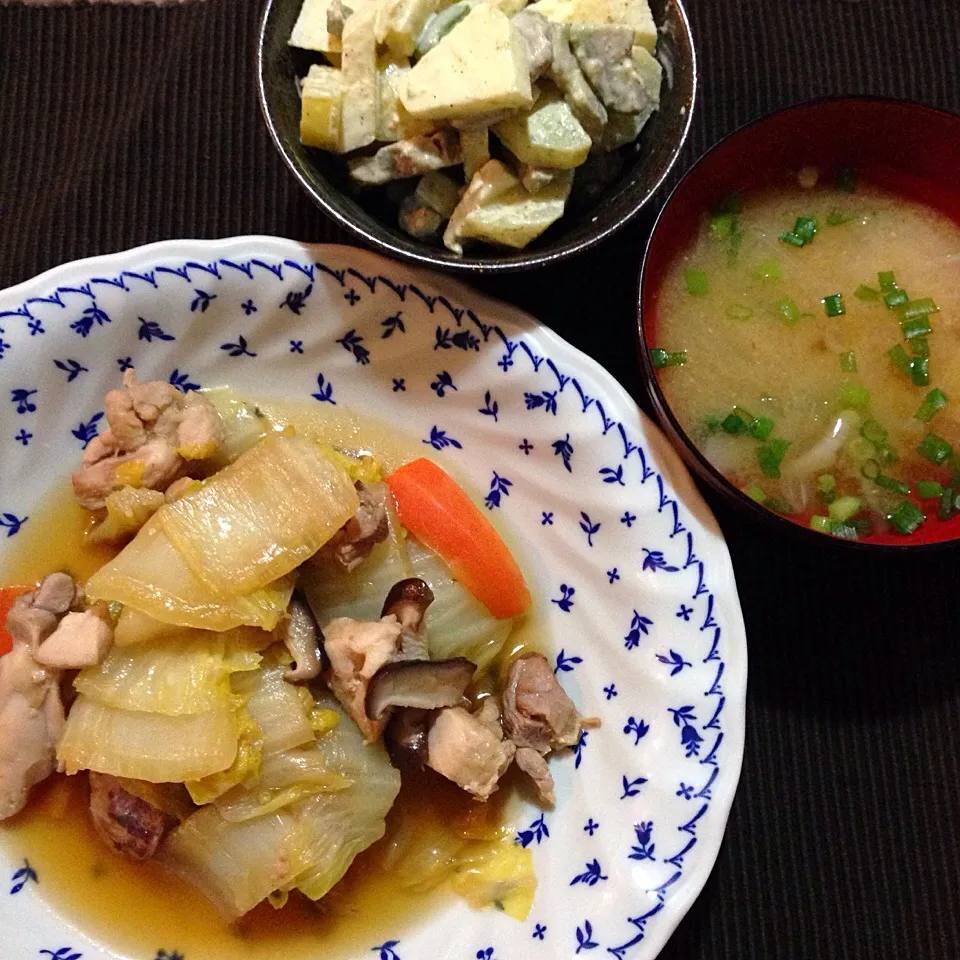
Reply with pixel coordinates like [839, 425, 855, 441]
[0, 239, 746, 960]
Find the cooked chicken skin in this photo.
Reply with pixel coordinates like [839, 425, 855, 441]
[72, 370, 224, 510]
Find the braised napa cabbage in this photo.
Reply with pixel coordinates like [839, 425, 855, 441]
[73, 629, 264, 715]
[234, 666, 317, 756]
[161, 695, 401, 917]
[57, 697, 239, 783]
[304, 527, 512, 670]
[86, 517, 294, 631]
[160, 435, 359, 597]
[407, 539, 513, 669]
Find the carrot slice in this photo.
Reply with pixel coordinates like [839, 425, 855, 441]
[386, 458, 531, 620]
[0, 585, 34, 656]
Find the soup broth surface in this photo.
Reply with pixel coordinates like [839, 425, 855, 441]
[0, 396, 537, 959]
[655, 181, 960, 538]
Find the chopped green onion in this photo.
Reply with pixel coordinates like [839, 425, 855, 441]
[910, 356, 930, 386]
[775, 297, 802, 324]
[917, 480, 944, 499]
[887, 500, 925, 535]
[860, 419, 887, 444]
[838, 382, 870, 409]
[708, 213, 735, 240]
[910, 337, 930, 359]
[745, 485, 766, 503]
[749, 415, 775, 440]
[754, 259, 783, 281]
[823, 293, 845, 317]
[826, 209, 853, 226]
[684, 268, 709, 296]
[939, 487, 959, 521]
[829, 496, 862, 523]
[835, 166, 858, 192]
[876, 441, 899, 465]
[855, 284, 880, 301]
[765, 497, 796, 515]
[720, 408, 753, 435]
[878, 271, 898, 292]
[901, 315, 932, 339]
[901, 297, 939, 320]
[817, 474, 837, 504]
[917, 432, 953, 465]
[875, 474, 911, 495]
[846, 436, 876, 462]
[884, 288, 909, 309]
[780, 216, 818, 247]
[860, 459, 880, 480]
[720, 413, 745, 435]
[889, 343, 911, 376]
[757, 437, 791, 479]
[649, 348, 687, 368]
[794, 216, 818, 244]
[725, 303, 754, 321]
[914, 387, 948, 424]
[839, 351, 857, 373]
[810, 515, 833, 533]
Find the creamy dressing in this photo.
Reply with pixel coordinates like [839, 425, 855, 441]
[0, 397, 540, 959]
[655, 183, 960, 533]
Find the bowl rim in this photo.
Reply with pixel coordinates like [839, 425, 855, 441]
[256, 0, 699, 274]
[636, 94, 960, 553]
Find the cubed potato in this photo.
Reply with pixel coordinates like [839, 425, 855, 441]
[528, 0, 657, 50]
[459, 169, 573, 248]
[289, 0, 344, 54]
[444, 159, 520, 253]
[631, 44, 663, 104]
[376, 58, 435, 141]
[341, 2, 379, 151]
[300, 64, 344, 151]
[400, 5, 534, 121]
[493, 86, 591, 169]
[376, 0, 442, 58]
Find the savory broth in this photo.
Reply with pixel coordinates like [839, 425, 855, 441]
[654, 182, 960, 538]
[0, 398, 540, 959]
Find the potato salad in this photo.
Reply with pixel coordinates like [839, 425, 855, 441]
[289, 0, 663, 252]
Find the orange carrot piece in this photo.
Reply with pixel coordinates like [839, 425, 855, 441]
[386, 458, 531, 620]
[0, 585, 33, 656]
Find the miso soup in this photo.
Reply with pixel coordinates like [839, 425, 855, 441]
[653, 174, 960, 541]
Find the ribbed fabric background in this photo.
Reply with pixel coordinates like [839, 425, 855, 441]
[1, 1, 959, 957]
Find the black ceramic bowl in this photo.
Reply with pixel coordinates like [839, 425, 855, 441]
[638, 97, 960, 550]
[258, 0, 697, 273]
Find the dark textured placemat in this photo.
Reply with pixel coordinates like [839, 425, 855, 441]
[1, 1, 959, 957]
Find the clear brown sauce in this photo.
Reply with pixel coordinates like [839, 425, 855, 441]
[1, 474, 538, 958]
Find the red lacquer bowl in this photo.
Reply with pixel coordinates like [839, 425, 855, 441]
[638, 97, 960, 548]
